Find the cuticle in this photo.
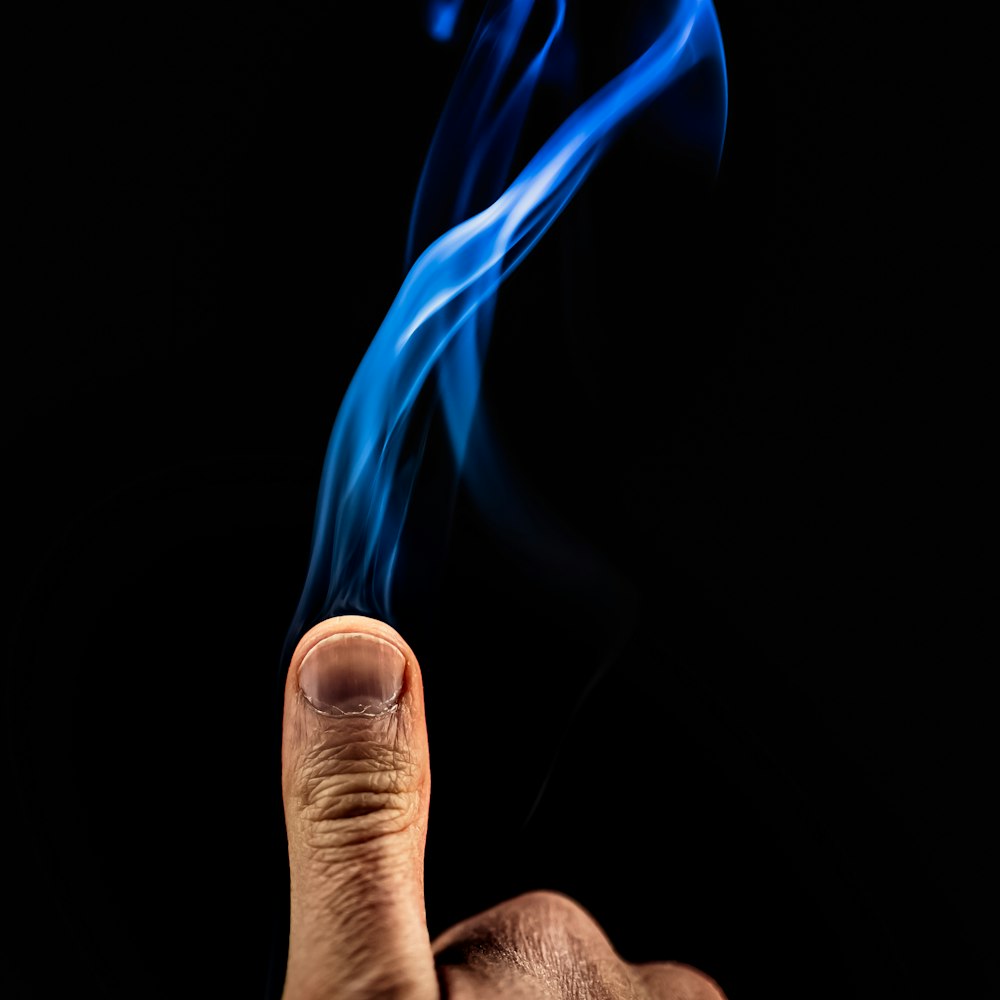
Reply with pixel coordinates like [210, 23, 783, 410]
[298, 686, 402, 719]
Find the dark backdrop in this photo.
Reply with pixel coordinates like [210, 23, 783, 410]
[5, 2, 985, 998]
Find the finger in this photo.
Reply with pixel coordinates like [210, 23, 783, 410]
[281, 615, 436, 1000]
[432, 891, 727, 1000]
[433, 891, 629, 998]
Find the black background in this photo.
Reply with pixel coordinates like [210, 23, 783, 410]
[4, 2, 986, 998]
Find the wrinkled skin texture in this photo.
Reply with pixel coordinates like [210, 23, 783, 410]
[281, 618, 726, 1000]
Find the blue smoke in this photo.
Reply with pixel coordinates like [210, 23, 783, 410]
[427, 0, 466, 42]
[288, 0, 727, 642]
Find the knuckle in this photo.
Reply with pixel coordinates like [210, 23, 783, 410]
[638, 961, 728, 1000]
[507, 889, 597, 926]
[440, 891, 603, 958]
[435, 891, 621, 996]
[290, 724, 423, 849]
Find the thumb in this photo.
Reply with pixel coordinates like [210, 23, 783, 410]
[281, 616, 436, 1000]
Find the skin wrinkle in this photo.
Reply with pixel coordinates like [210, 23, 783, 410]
[298, 740, 417, 785]
[293, 789, 421, 849]
[289, 693, 424, 849]
[435, 893, 638, 999]
[302, 790, 411, 827]
[299, 754, 416, 793]
[291, 784, 422, 854]
[289, 819, 422, 869]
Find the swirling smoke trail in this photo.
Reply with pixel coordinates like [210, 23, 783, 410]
[287, 0, 727, 645]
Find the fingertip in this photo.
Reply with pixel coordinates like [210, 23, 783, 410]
[288, 615, 418, 679]
[286, 615, 425, 718]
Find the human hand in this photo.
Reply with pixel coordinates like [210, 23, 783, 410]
[281, 616, 726, 999]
